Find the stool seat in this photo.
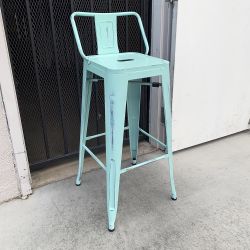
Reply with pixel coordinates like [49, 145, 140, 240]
[88, 52, 168, 72]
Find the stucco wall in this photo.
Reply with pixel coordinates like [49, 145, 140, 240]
[0, 8, 31, 203]
[0, 90, 20, 203]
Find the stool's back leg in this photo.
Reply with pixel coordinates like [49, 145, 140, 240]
[127, 82, 141, 165]
[162, 68, 177, 200]
[76, 67, 93, 186]
[105, 74, 128, 231]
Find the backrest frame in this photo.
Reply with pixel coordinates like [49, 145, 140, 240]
[70, 12, 149, 60]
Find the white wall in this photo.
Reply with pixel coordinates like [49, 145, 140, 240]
[172, 0, 250, 150]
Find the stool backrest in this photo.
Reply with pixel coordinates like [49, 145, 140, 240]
[70, 12, 149, 60]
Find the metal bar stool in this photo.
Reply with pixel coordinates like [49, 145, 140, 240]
[70, 11, 177, 231]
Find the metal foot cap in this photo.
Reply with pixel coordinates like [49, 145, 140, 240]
[75, 180, 81, 186]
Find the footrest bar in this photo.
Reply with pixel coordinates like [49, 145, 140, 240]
[120, 154, 168, 174]
[139, 128, 166, 148]
[86, 126, 129, 141]
[130, 81, 162, 87]
[83, 145, 106, 171]
[86, 132, 105, 141]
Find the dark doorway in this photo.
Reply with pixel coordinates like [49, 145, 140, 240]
[1, 0, 151, 170]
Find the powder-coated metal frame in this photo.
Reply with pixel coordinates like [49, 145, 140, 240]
[71, 11, 177, 231]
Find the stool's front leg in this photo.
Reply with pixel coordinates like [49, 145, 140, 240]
[104, 74, 128, 231]
[162, 67, 177, 200]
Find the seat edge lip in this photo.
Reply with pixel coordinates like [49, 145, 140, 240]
[87, 60, 169, 72]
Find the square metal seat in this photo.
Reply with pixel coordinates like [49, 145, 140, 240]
[88, 52, 168, 73]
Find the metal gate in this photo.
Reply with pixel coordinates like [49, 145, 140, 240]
[1, 0, 151, 170]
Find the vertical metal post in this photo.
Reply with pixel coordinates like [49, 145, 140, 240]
[108, 0, 111, 12]
[150, 0, 178, 146]
[169, 0, 178, 101]
[70, 0, 82, 113]
[25, 0, 50, 159]
[48, 0, 68, 154]
[125, 0, 128, 51]
[90, 1, 100, 143]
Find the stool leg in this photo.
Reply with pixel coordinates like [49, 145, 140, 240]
[105, 75, 128, 231]
[127, 82, 141, 165]
[162, 69, 177, 200]
[76, 69, 92, 186]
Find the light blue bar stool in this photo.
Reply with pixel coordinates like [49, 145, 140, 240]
[70, 11, 177, 231]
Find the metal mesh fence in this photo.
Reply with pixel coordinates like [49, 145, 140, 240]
[1, 0, 151, 169]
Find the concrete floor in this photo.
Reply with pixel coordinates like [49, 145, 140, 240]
[1, 132, 250, 250]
